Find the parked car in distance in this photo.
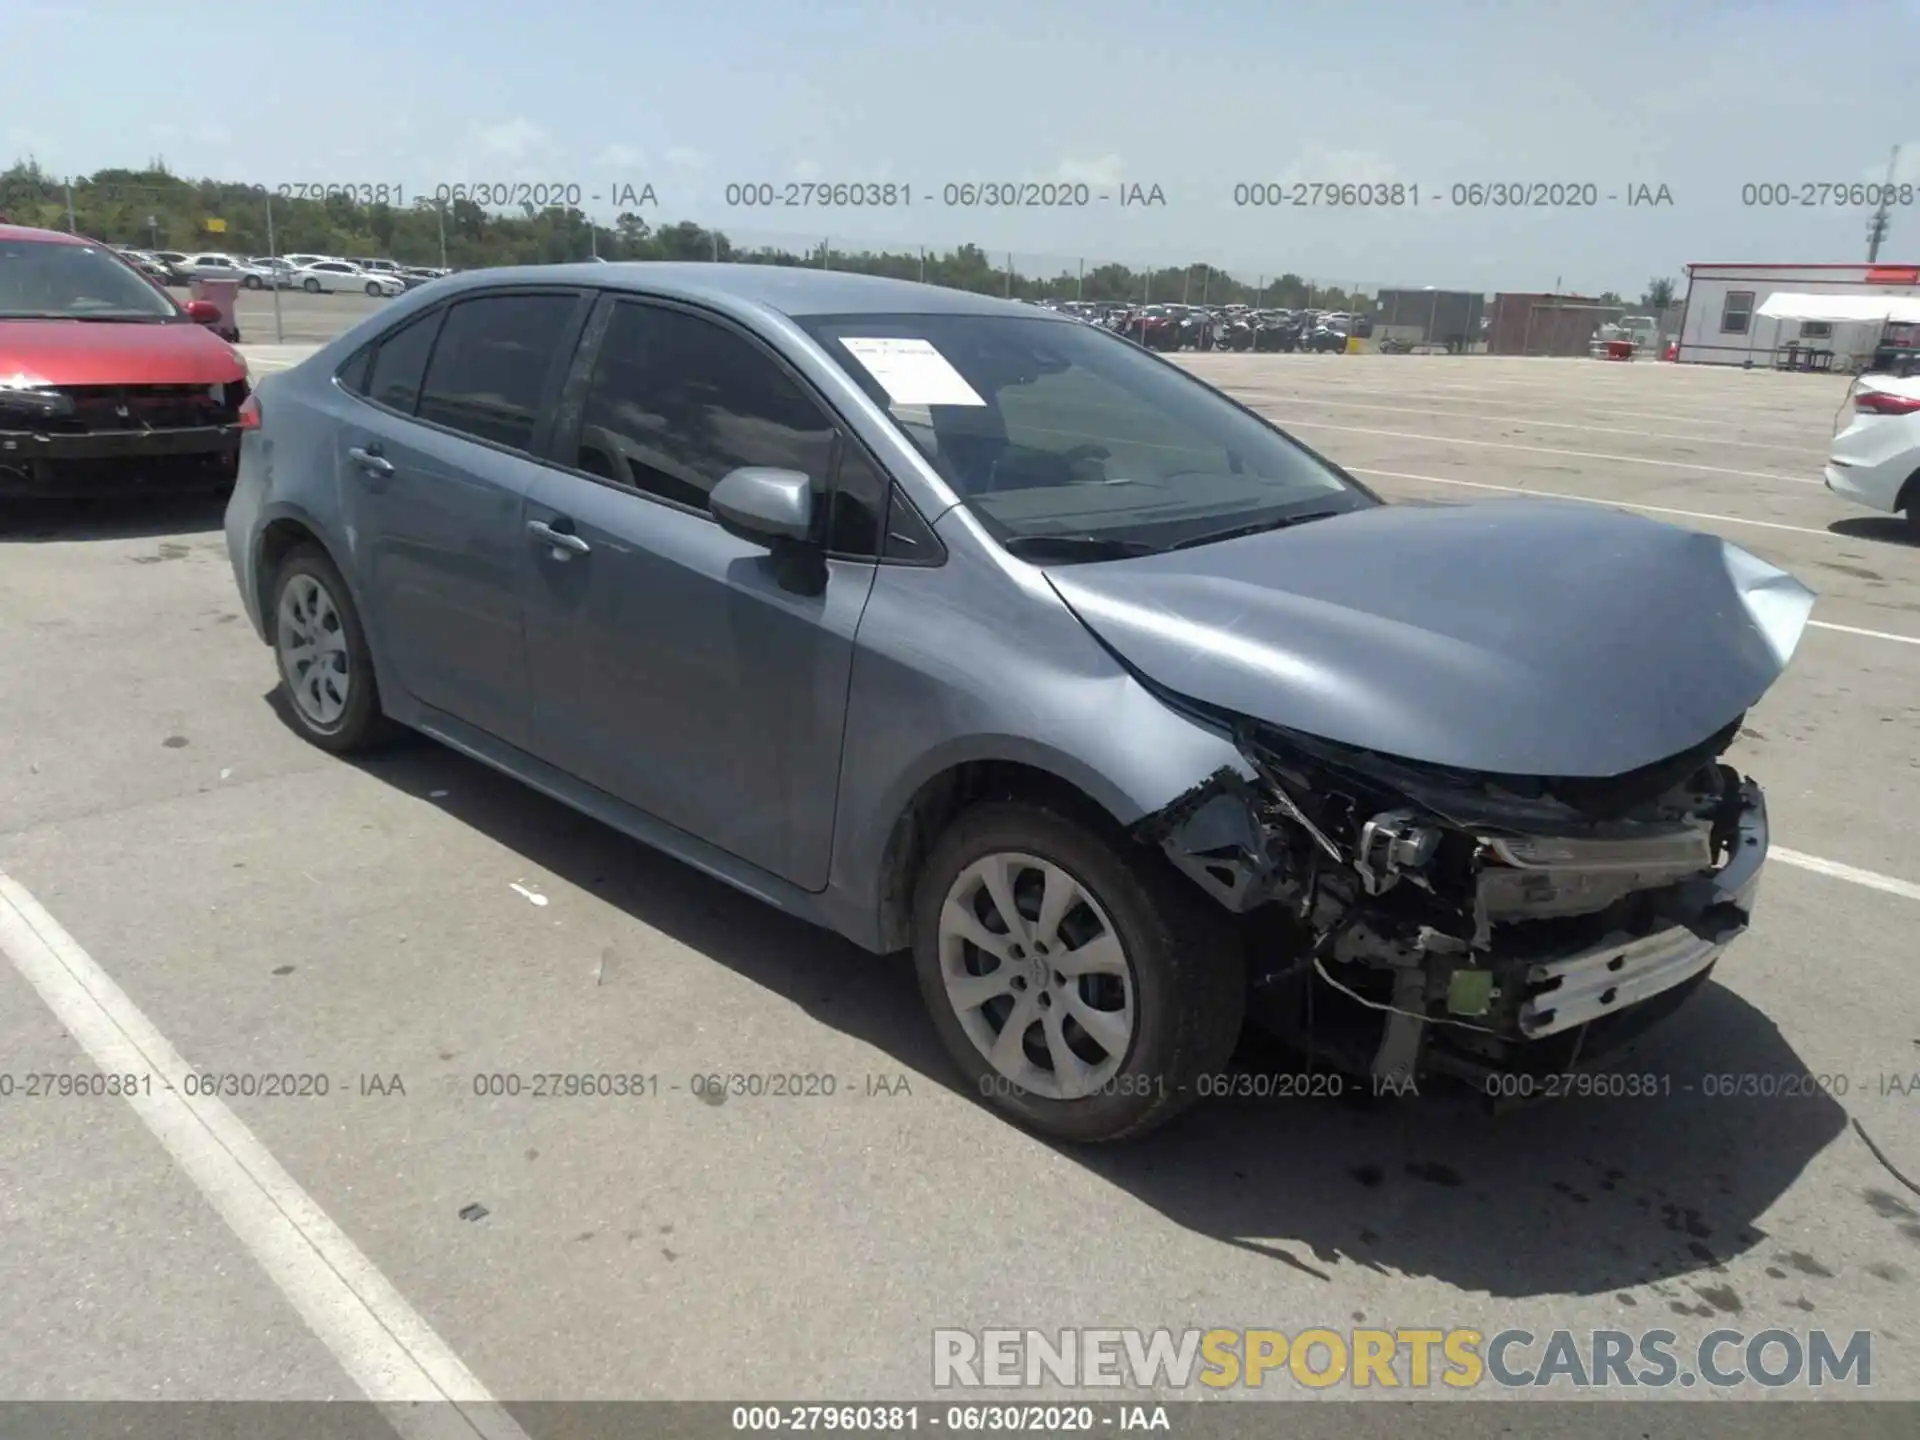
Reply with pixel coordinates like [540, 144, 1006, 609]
[147, 250, 193, 285]
[280, 253, 336, 271]
[1825, 373, 1920, 536]
[245, 256, 299, 287]
[1, 223, 251, 500]
[351, 258, 406, 276]
[183, 252, 279, 289]
[225, 264, 1812, 1143]
[290, 260, 404, 297]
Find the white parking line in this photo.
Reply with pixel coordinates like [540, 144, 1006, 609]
[1193, 375, 1840, 437]
[1772, 849, 1920, 903]
[0, 871, 529, 1440]
[1808, 619, 1920, 647]
[1237, 394, 1828, 456]
[1347, 466, 1841, 536]
[1279, 418, 1824, 484]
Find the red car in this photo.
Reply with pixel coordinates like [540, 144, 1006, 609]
[1, 223, 252, 499]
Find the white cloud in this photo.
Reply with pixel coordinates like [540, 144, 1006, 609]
[792, 158, 821, 181]
[592, 144, 645, 169]
[665, 147, 708, 170]
[1274, 146, 1398, 187]
[1055, 155, 1124, 186]
[471, 118, 554, 162]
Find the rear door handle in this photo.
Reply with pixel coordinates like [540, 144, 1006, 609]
[527, 519, 590, 556]
[347, 446, 393, 476]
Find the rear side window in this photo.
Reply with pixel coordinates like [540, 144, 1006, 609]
[417, 294, 578, 452]
[364, 310, 442, 413]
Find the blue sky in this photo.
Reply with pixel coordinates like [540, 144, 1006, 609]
[9, 0, 1920, 292]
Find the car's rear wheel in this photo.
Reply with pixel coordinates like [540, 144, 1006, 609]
[270, 546, 398, 754]
[242, 274, 261, 289]
[912, 802, 1244, 1143]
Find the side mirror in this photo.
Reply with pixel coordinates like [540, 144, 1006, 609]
[184, 299, 221, 325]
[709, 467, 815, 548]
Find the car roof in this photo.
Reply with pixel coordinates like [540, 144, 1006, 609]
[426, 261, 1058, 321]
[0, 223, 95, 246]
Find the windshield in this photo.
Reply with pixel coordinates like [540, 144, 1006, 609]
[0, 237, 181, 321]
[800, 311, 1372, 551]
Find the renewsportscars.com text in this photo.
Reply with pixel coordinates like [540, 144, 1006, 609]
[932, 1327, 1871, 1391]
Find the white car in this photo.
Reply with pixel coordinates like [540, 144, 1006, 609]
[289, 260, 405, 297]
[280, 253, 336, 270]
[182, 252, 279, 289]
[1825, 375, 1920, 536]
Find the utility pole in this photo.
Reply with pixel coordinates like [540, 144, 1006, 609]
[265, 193, 284, 342]
[1866, 144, 1901, 263]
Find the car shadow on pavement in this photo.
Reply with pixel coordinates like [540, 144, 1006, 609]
[331, 722, 1848, 1306]
[1828, 515, 1919, 548]
[0, 490, 228, 542]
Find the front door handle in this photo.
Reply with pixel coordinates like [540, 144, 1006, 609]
[527, 519, 590, 556]
[347, 446, 394, 476]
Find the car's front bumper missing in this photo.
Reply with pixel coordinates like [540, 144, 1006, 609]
[0, 426, 244, 496]
[1515, 782, 1766, 1039]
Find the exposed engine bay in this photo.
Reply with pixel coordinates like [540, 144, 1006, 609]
[1136, 713, 1768, 1089]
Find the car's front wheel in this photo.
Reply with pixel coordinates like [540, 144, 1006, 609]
[365, 281, 383, 296]
[270, 546, 398, 754]
[242, 274, 262, 289]
[912, 802, 1244, 1143]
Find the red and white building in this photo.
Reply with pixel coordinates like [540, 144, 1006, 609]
[1675, 262, 1920, 366]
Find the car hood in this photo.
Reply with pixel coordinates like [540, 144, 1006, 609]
[1045, 498, 1816, 777]
[0, 318, 246, 387]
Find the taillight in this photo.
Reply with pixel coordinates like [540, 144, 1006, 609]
[237, 393, 262, 430]
[1856, 389, 1920, 415]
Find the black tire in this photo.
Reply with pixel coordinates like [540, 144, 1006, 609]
[303, 278, 321, 294]
[911, 801, 1244, 1144]
[365, 281, 382, 296]
[268, 545, 400, 754]
[242, 274, 262, 289]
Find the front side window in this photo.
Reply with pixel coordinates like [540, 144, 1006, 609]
[573, 301, 837, 512]
[0, 237, 181, 320]
[799, 311, 1370, 555]
[416, 294, 576, 451]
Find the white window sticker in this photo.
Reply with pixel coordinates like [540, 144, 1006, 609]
[839, 337, 986, 407]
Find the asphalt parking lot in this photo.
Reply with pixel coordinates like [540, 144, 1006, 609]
[229, 286, 395, 344]
[3, 332, 1919, 1421]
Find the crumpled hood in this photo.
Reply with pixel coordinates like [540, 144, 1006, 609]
[1045, 498, 1815, 777]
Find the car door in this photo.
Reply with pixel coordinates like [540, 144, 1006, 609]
[520, 295, 882, 890]
[336, 287, 591, 749]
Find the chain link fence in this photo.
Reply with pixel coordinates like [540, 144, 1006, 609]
[3, 170, 1683, 355]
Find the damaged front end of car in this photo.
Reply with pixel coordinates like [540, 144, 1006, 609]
[1134, 713, 1768, 1090]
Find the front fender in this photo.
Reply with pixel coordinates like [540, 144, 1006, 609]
[824, 548, 1256, 948]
